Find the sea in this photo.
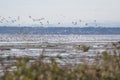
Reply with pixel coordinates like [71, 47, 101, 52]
[0, 26, 120, 42]
[0, 26, 120, 35]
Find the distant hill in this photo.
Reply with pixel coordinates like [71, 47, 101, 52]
[0, 26, 120, 35]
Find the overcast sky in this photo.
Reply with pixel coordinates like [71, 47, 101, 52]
[0, 0, 120, 26]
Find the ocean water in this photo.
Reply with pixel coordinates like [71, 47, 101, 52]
[0, 26, 120, 42]
[0, 27, 120, 35]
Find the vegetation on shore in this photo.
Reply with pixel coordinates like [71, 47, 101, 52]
[0, 50, 120, 80]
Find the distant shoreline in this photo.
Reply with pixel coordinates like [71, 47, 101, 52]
[0, 26, 120, 35]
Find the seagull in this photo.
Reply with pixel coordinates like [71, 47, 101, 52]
[33, 19, 35, 22]
[29, 16, 32, 18]
[74, 22, 77, 25]
[58, 22, 60, 25]
[94, 20, 96, 22]
[72, 21, 74, 25]
[47, 21, 49, 24]
[79, 20, 82, 22]
[85, 23, 88, 26]
[8, 16, 11, 19]
[72, 21, 77, 25]
[40, 22, 43, 25]
[11, 20, 15, 23]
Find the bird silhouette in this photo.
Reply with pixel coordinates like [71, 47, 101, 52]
[85, 23, 88, 26]
[79, 20, 82, 22]
[47, 21, 49, 24]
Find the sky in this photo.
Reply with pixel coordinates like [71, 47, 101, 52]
[0, 0, 120, 27]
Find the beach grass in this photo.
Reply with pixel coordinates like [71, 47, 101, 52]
[0, 50, 120, 80]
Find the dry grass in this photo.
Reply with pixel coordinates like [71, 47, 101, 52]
[0, 50, 120, 80]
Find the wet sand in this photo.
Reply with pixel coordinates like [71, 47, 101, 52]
[0, 41, 119, 64]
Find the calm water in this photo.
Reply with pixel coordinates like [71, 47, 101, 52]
[0, 27, 120, 35]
